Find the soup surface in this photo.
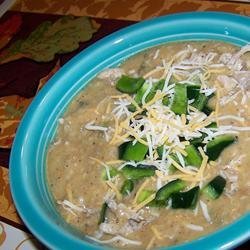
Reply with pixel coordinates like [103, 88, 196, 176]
[47, 41, 250, 249]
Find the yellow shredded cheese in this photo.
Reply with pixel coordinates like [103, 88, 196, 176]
[173, 146, 188, 157]
[66, 184, 73, 202]
[105, 160, 125, 165]
[151, 226, 163, 240]
[146, 236, 156, 250]
[143, 67, 164, 78]
[132, 193, 156, 212]
[106, 181, 122, 201]
[197, 147, 209, 178]
[109, 115, 120, 145]
[167, 157, 196, 175]
[132, 179, 150, 205]
[181, 114, 187, 125]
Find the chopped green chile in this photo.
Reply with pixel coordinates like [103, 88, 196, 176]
[121, 165, 155, 180]
[101, 167, 119, 180]
[202, 175, 226, 199]
[206, 135, 236, 161]
[202, 105, 214, 115]
[170, 84, 188, 115]
[120, 179, 134, 196]
[171, 186, 200, 209]
[162, 96, 170, 106]
[127, 103, 136, 112]
[184, 145, 202, 167]
[137, 189, 155, 204]
[187, 84, 201, 100]
[134, 79, 165, 105]
[119, 141, 148, 162]
[116, 75, 145, 94]
[191, 93, 209, 111]
[190, 122, 217, 147]
[155, 179, 186, 202]
[98, 202, 108, 225]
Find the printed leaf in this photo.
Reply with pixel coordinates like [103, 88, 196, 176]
[0, 16, 98, 64]
[0, 167, 22, 224]
[0, 60, 60, 148]
[0, 14, 22, 50]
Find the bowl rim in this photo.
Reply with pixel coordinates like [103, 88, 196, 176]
[9, 11, 250, 250]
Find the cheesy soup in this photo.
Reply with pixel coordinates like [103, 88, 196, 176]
[47, 41, 250, 249]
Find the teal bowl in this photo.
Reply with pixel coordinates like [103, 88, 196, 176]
[10, 11, 250, 250]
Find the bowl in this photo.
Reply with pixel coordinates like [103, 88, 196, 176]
[10, 11, 250, 250]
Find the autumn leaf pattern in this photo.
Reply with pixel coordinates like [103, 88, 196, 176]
[0, 14, 22, 50]
[12, 0, 250, 20]
[0, 167, 22, 224]
[0, 60, 60, 148]
[0, 16, 98, 64]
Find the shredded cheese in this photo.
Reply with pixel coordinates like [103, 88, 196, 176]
[106, 181, 122, 201]
[132, 193, 156, 212]
[151, 226, 163, 240]
[186, 224, 204, 231]
[133, 179, 150, 205]
[146, 236, 156, 250]
[167, 157, 196, 175]
[87, 235, 142, 246]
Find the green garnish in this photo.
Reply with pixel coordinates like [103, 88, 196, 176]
[171, 186, 200, 209]
[170, 84, 188, 115]
[202, 175, 226, 199]
[121, 165, 155, 180]
[206, 135, 236, 161]
[120, 179, 134, 196]
[116, 75, 145, 94]
[119, 141, 148, 162]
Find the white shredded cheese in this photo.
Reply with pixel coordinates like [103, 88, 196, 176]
[199, 200, 212, 223]
[87, 235, 142, 246]
[186, 224, 204, 231]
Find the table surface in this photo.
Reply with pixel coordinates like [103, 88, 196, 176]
[0, 0, 249, 249]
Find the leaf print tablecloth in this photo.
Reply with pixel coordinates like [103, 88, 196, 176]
[0, 0, 249, 249]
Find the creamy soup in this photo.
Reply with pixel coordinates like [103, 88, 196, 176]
[47, 41, 250, 249]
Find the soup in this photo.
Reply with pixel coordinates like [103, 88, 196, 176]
[47, 41, 250, 249]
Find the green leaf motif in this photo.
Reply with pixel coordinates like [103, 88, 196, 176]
[0, 16, 98, 63]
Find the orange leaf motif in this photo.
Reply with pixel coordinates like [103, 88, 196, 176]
[0, 223, 6, 246]
[0, 14, 22, 50]
[0, 60, 61, 148]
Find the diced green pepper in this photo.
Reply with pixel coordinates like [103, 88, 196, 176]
[184, 145, 202, 167]
[101, 167, 119, 180]
[169, 75, 179, 85]
[206, 122, 217, 128]
[206, 135, 236, 161]
[156, 145, 164, 159]
[127, 104, 136, 112]
[162, 96, 170, 106]
[187, 85, 200, 100]
[120, 179, 134, 196]
[137, 189, 155, 203]
[134, 79, 165, 106]
[190, 122, 217, 147]
[190, 135, 206, 147]
[202, 175, 226, 199]
[171, 186, 200, 209]
[121, 165, 155, 180]
[116, 75, 145, 94]
[98, 202, 108, 225]
[170, 84, 188, 115]
[119, 141, 148, 162]
[155, 179, 186, 202]
[191, 93, 209, 111]
[202, 105, 214, 116]
[148, 199, 166, 207]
